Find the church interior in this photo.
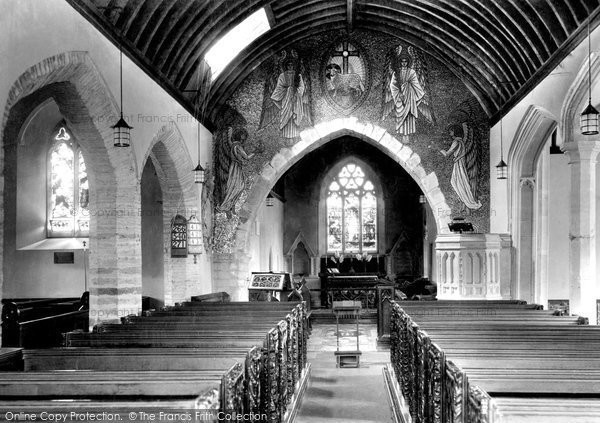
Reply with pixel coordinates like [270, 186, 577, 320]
[2, 0, 600, 422]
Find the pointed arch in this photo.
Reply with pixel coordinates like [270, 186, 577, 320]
[141, 123, 204, 305]
[211, 118, 453, 299]
[507, 105, 558, 304]
[560, 51, 600, 144]
[234, 118, 452, 253]
[1, 51, 139, 326]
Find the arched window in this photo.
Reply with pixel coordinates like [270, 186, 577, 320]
[327, 163, 377, 253]
[47, 126, 89, 237]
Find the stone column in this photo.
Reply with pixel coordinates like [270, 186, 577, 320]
[563, 140, 600, 321]
[517, 177, 535, 303]
[212, 252, 252, 301]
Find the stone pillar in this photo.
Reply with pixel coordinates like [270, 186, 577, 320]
[563, 140, 600, 321]
[435, 234, 511, 300]
[517, 177, 535, 303]
[212, 252, 252, 301]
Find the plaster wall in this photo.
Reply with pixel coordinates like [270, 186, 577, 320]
[489, 24, 600, 310]
[5, 100, 87, 298]
[141, 160, 164, 306]
[547, 152, 570, 300]
[489, 25, 600, 233]
[1, 0, 213, 302]
[246, 196, 285, 282]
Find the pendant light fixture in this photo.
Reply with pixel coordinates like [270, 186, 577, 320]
[266, 193, 274, 207]
[496, 119, 508, 180]
[581, 14, 599, 135]
[112, 44, 133, 147]
[192, 61, 211, 184]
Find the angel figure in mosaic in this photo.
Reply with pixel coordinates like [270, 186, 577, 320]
[382, 45, 435, 142]
[440, 116, 482, 211]
[258, 49, 312, 139]
[217, 127, 254, 214]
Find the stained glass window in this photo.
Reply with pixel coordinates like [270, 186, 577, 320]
[48, 127, 89, 237]
[327, 163, 377, 253]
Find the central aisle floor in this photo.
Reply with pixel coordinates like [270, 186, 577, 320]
[295, 322, 394, 423]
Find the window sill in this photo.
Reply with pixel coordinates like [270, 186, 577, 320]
[18, 238, 89, 251]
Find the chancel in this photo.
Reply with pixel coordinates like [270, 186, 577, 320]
[2, 1, 600, 422]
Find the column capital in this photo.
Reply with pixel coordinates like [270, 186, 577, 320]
[562, 140, 600, 163]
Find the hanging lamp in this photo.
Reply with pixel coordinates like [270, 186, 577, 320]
[266, 193, 274, 207]
[112, 44, 133, 147]
[496, 119, 508, 179]
[581, 14, 599, 135]
[192, 61, 211, 184]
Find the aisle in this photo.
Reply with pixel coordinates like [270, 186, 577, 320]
[294, 322, 394, 423]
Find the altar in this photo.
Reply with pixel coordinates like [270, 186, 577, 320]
[325, 273, 380, 309]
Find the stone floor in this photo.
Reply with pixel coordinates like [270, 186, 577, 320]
[295, 322, 393, 423]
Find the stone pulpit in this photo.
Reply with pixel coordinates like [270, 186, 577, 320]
[435, 233, 511, 300]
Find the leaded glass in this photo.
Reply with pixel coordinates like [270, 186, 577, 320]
[327, 192, 342, 251]
[50, 142, 75, 234]
[362, 192, 377, 250]
[326, 162, 377, 253]
[344, 193, 360, 251]
[48, 127, 89, 237]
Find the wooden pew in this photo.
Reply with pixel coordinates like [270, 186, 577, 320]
[22, 347, 263, 416]
[1, 292, 89, 347]
[0, 367, 241, 418]
[62, 301, 307, 423]
[0, 348, 22, 371]
[190, 292, 231, 302]
[387, 301, 600, 423]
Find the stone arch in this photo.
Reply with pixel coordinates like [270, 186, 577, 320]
[142, 124, 202, 305]
[507, 105, 557, 304]
[236, 117, 452, 252]
[1, 51, 139, 326]
[560, 52, 600, 144]
[212, 118, 452, 299]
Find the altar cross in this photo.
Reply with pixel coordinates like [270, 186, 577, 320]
[332, 41, 360, 74]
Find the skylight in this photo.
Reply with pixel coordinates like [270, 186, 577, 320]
[204, 8, 270, 81]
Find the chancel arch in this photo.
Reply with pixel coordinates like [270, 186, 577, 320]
[1, 51, 140, 327]
[214, 118, 450, 298]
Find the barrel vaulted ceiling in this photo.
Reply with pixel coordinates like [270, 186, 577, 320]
[67, 0, 600, 127]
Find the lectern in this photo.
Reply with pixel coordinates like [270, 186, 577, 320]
[332, 300, 362, 368]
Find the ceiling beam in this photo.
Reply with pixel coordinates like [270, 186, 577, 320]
[264, 3, 277, 27]
[490, 6, 600, 125]
[347, 0, 354, 31]
[64, 0, 197, 119]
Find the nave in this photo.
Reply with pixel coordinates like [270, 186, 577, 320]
[2, 296, 599, 423]
[295, 322, 392, 423]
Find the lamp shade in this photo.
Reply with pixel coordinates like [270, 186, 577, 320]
[193, 163, 205, 184]
[581, 102, 599, 135]
[112, 117, 133, 147]
[266, 195, 274, 207]
[496, 159, 508, 179]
